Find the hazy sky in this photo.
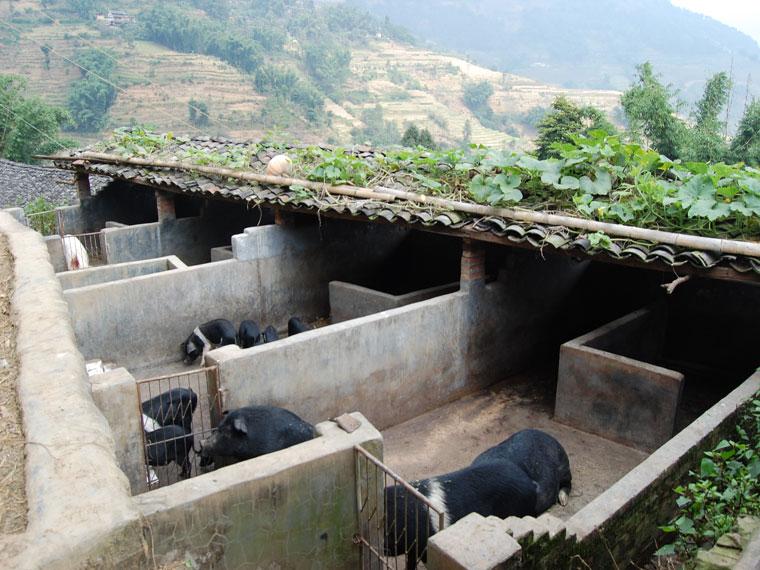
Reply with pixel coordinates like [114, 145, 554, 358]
[671, 1, 760, 46]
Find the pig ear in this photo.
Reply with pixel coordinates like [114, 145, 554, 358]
[232, 417, 248, 434]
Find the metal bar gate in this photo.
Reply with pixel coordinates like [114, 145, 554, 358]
[355, 445, 446, 570]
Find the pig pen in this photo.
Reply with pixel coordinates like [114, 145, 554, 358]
[62, 218, 463, 493]
[5, 204, 760, 569]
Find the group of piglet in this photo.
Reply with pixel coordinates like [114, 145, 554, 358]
[385, 429, 572, 569]
[142, 385, 314, 482]
[182, 316, 311, 365]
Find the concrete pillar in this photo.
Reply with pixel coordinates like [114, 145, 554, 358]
[460, 238, 486, 288]
[156, 190, 176, 222]
[427, 513, 522, 569]
[89, 367, 147, 495]
[75, 171, 92, 201]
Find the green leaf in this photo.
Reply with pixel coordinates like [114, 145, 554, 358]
[675, 515, 695, 534]
[689, 199, 730, 221]
[701, 458, 718, 478]
[654, 544, 676, 557]
[676, 496, 691, 508]
[579, 168, 612, 195]
[588, 232, 613, 250]
[749, 460, 760, 478]
[468, 174, 491, 203]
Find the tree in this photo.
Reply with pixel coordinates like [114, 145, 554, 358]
[463, 80, 494, 111]
[66, 49, 118, 132]
[303, 42, 351, 97]
[188, 99, 210, 127]
[534, 96, 616, 159]
[64, 0, 102, 19]
[401, 124, 436, 149]
[682, 72, 731, 162]
[730, 99, 760, 166]
[0, 75, 76, 163]
[621, 62, 688, 159]
[351, 104, 399, 146]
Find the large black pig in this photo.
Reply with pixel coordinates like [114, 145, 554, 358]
[472, 428, 572, 511]
[199, 405, 315, 465]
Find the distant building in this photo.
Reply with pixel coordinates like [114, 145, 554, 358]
[106, 10, 131, 26]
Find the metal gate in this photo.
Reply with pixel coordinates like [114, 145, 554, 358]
[136, 366, 223, 491]
[25, 208, 106, 269]
[355, 445, 446, 570]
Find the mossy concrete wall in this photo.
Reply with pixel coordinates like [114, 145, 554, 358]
[134, 413, 382, 569]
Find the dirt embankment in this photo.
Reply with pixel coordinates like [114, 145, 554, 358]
[0, 234, 26, 534]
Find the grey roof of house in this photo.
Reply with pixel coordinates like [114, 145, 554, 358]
[0, 159, 110, 209]
[52, 137, 760, 278]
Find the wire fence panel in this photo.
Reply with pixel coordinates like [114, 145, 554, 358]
[61, 231, 106, 269]
[355, 445, 446, 570]
[136, 366, 223, 492]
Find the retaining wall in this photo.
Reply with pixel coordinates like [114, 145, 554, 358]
[0, 212, 144, 569]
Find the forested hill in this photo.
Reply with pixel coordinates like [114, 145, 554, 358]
[347, 0, 760, 104]
[0, 0, 620, 149]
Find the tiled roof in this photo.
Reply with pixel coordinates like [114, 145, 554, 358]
[53, 137, 760, 278]
[0, 158, 110, 208]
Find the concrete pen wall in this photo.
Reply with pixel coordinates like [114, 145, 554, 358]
[65, 222, 408, 370]
[211, 292, 469, 430]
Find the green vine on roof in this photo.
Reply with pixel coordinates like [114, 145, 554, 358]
[96, 127, 760, 240]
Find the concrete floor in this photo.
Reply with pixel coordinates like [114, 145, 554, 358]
[381, 368, 650, 518]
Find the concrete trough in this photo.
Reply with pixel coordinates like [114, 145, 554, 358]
[58, 255, 186, 291]
[555, 306, 685, 451]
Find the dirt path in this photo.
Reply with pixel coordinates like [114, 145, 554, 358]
[0, 235, 26, 534]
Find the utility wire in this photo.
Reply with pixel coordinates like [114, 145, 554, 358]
[32, 7, 229, 133]
[0, 100, 71, 153]
[0, 18, 205, 136]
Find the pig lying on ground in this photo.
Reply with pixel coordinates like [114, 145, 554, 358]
[384, 429, 571, 569]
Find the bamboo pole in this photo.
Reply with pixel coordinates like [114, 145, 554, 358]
[46, 152, 760, 258]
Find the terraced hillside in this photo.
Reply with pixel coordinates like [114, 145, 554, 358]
[0, 1, 621, 148]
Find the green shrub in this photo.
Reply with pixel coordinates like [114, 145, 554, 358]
[656, 391, 760, 564]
